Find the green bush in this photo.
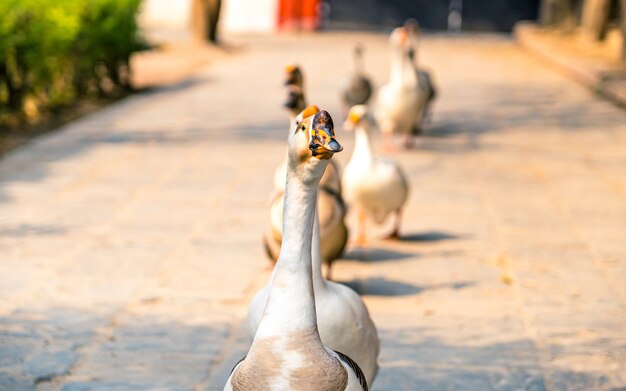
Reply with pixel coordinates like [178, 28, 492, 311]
[0, 0, 142, 122]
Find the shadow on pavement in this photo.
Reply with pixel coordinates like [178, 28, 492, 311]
[0, 306, 232, 390]
[374, 327, 618, 391]
[343, 247, 416, 263]
[0, 223, 69, 237]
[0, 71, 285, 204]
[339, 277, 474, 297]
[398, 231, 463, 242]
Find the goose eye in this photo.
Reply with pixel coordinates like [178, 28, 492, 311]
[301, 124, 306, 132]
[293, 122, 302, 134]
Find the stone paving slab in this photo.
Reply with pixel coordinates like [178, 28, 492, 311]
[1, 32, 625, 390]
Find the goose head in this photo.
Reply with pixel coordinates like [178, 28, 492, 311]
[343, 104, 370, 131]
[354, 43, 365, 61]
[389, 26, 408, 49]
[404, 18, 420, 39]
[284, 64, 304, 88]
[404, 19, 420, 60]
[288, 105, 342, 184]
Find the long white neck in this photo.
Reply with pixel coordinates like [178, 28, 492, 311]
[311, 210, 326, 291]
[389, 44, 405, 85]
[288, 113, 297, 129]
[350, 122, 374, 168]
[354, 50, 364, 74]
[253, 163, 323, 340]
[390, 44, 417, 86]
[410, 33, 420, 68]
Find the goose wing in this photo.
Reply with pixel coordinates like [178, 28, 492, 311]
[333, 350, 369, 391]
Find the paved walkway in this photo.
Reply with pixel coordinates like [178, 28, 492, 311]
[1, 32, 625, 391]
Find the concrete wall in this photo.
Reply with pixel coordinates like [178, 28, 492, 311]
[222, 0, 278, 32]
[139, 0, 191, 30]
[139, 0, 279, 39]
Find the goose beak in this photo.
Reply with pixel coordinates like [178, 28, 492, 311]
[310, 110, 342, 159]
[343, 107, 363, 131]
[398, 27, 408, 45]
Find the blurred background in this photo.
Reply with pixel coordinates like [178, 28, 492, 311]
[142, 0, 541, 37]
[1, 1, 626, 390]
[2, 0, 625, 139]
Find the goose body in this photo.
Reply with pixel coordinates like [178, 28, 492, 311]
[343, 105, 409, 239]
[340, 75, 373, 108]
[376, 80, 423, 137]
[417, 69, 436, 124]
[225, 348, 366, 391]
[226, 108, 367, 391]
[251, 206, 379, 386]
[339, 45, 373, 108]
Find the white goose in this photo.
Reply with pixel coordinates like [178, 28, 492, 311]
[375, 26, 428, 149]
[250, 180, 379, 384]
[342, 105, 409, 243]
[226, 109, 368, 391]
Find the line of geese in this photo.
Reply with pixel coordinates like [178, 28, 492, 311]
[225, 22, 436, 391]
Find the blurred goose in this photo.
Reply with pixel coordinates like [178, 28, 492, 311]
[339, 44, 373, 109]
[375, 26, 428, 149]
[342, 105, 409, 243]
[250, 197, 379, 386]
[405, 19, 437, 130]
[226, 110, 368, 391]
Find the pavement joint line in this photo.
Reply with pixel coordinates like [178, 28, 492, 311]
[467, 152, 554, 391]
[193, 321, 246, 390]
